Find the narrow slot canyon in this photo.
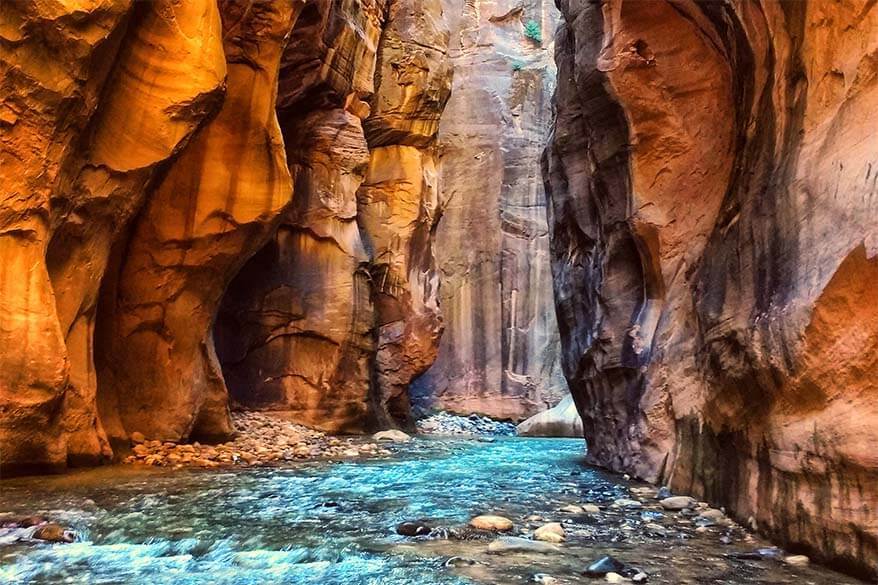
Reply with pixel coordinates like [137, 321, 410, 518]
[0, 1, 876, 583]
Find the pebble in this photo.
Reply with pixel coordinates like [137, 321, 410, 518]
[130, 431, 146, 444]
[784, 554, 810, 566]
[445, 556, 480, 567]
[582, 503, 601, 514]
[533, 522, 565, 543]
[605, 573, 625, 583]
[560, 504, 585, 514]
[660, 496, 695, 511]
[470, 515, 513, 531]
[613, 498, 643, 509]
[532, 574, 558, 584]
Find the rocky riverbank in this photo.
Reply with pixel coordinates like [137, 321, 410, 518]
[416, 412, 516, 436]
[393, 483, 832, 584]
[122, 411, 399, 468]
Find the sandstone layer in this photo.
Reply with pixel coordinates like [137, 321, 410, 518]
[0, 0, 451, 472]
[215, 1, 382, 433]
[411, 0, 568, 421]
[357, 0, 453, 428]
[545, 0, 878, 576]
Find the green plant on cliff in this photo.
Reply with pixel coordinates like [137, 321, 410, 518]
[511, 60, 525, 72]
[523, 19, 542, 44]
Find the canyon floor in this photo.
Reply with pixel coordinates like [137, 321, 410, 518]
[0, 434, 864, 584]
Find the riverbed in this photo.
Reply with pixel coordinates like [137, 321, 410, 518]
[0, 437, 864, 584]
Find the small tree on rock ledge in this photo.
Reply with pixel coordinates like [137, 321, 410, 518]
[523, 19, 542, 44]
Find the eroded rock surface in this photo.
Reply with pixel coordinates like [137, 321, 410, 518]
[357, 0, 453, 427]
[411, 0, 568, 421]
[215, 1, 381, 433]
[545, 0, 878, 575]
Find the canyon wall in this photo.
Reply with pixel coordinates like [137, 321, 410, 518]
[545, 0, 878, 576]
[0, 0, 451, 473]
[411, 0, 568, 421]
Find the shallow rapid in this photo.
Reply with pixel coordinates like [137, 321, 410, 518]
[0, 438, 864, 584]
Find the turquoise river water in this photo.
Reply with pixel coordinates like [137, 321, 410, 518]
[0, 437, 865, 584]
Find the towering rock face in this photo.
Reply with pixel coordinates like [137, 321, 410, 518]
[545, 0, 878, 575]
[1, 0, 227, 471]
[214, 0, 453, 432]
[0, 0, 450, 472]
[411, 0, 568, 421]
[98, 0, 299, 445]
[357, 0, 453, 427]
[215, 0, 381, 433]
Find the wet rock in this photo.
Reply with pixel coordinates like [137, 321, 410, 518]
[582, 504, 601, 514]
[613, 498, 643, 509]
[445, 556, 480, 567]
[396, 521, 432, 537]
[784, 555, 810, 566]
[32, 524, 75, 543]
[657, 487, 672, 499]
[470, 515, 513, 532]
[4, 515, 47, 528]
[727, 547, 783, 561]
[560, 504, 585, 514]
[660, 496, 695, 511]
[533, 522, 565, 543]
[487, 536, 560, 554]
[644, 523, 668, 537]
[584, 555, 626, 577]
[130, 432, 146, 444]
[373, 430, 411, 443]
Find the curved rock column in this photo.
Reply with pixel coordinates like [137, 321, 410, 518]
[358, 0, 453, 428]
[0, 0, 225, 472]
[546, 0, 878, 574]
[98, 0, 300, 444]
[215, 0, 383, 432]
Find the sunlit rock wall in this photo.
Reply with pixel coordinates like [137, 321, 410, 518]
[1, 0, 228, 471]
[214, 0, 382, 433]
[411, 0, 567, 421]
[545, 0, 878, 575]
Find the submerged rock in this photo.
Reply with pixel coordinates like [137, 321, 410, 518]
[397, 521, 432, 537]
[488, 536, 560, 554]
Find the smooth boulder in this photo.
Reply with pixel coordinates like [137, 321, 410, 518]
[516, 396, 583, 437]
[470, 515, 513, 532]
[373, 430, 412, 442]
[533, 522, 565, 543]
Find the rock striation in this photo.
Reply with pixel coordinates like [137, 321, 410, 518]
[545, 0, 878, 576]
[411, 0, 568, 421]
[0, 0, 452, 472]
